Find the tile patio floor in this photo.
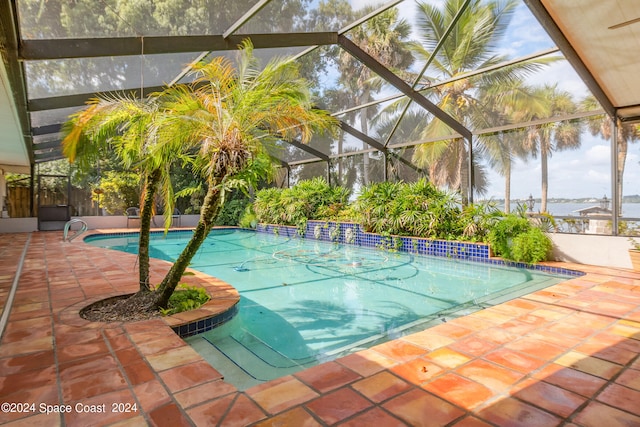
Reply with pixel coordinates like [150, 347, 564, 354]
[0, 230, 639, 426]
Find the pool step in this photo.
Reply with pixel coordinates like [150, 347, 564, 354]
[209, 333, 314, 381]
[233, 329, 319, 368]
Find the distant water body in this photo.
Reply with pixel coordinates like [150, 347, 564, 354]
[498, 202, 640, 218]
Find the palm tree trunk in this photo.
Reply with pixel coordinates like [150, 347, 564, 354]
[337, 132, 344, 185]
[617, 134, 628, 217]
[459, 144, 469, 206]
[138, 169, 161, 292]
[504, 158, 511, 214]
[360, 90, 370, 186]
[540, 143, 548, 213]
[154, 182, 222, 308]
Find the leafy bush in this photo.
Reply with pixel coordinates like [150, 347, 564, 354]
[239, 204, 258, 229]
[487, 215, 531, 259]
[215, 191, 250, 226]
[487, 214, 552, 263]
[161, 284, 210, 316]
[353, 179, 461, 239]
[251, 177, 350, 228]
[510, 228, 553, 264]
[460, 201, 502, 241]
[95, 171, 140, 215]
[246, 178, 554, 264]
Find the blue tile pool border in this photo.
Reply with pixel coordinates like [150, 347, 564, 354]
[172, 303, 239, 338]
[255, 221, 585, 278]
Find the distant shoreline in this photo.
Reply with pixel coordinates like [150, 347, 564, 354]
[481, 198, 640, 204]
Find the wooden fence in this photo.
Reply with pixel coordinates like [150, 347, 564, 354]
[6, 185, 96, 218]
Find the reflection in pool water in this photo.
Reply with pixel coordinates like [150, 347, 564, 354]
[86, 228, 571, 389]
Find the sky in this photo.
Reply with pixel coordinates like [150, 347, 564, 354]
[392, 0, 640, 200]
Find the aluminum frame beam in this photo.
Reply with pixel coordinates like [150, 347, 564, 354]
[0, 0, 33, 164]
[223, 0, 273, 38]
[338, 122, 387, 153]
[28, 86, 166, 112]
[523, 0, 616, 119]
[20, 33, 338, 60]
[287, 140, 329, 162]
[337, 34, 472, 141]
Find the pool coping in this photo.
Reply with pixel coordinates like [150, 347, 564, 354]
[80, 228, 241, 338]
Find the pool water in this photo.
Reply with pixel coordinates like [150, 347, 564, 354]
[86, 229, 570, 389]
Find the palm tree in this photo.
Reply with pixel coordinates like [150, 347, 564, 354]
[152, 41, 337, 308]
[523, 84, 581, 212]
[338, 7, 413, 185]
[410, 0, 554, 202]
[582, 95, 640, 215]
[63, 41, 335, 311]
[62, 94, 186, 292]
[480, 80, 549, 212]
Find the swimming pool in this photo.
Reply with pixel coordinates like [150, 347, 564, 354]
[86, 229, 572, 389]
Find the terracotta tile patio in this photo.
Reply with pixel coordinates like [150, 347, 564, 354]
[0, 230, 639, 426]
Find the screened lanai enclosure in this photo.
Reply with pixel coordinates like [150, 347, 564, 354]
[1, 0, 639, 234]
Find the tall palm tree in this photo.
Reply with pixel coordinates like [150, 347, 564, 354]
[582, 95, 640, 216]
[480, 80, 549, 212]
[338, 7, 413, 185]
[62, 94, 186, 292]
[152, 41, 337, 308]
[410, 0, 554, 202]
[523, 84, 581, 212]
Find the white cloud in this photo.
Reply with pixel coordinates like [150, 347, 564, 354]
[584, 144, 611, 165]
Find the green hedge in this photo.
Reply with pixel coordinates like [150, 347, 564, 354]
[242, 178, 552, 263]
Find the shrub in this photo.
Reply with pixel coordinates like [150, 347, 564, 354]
[487, 215, 530, 259]
[510, 227, 553, 263]
[95, 171, 140, 215]
[239, 204, 258, 229]
[460, 201, 502, 241]
[215, 191, 250, 226]
[488, 214, 552, 263]
[247, 179, 554, 265]
[251, 177, 350, 226]
[353, 179, 461, 238]
[161, 284, 210, 316]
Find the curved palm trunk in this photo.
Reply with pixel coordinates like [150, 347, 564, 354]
[138, 169, 162, 292]
[154, 181, 222, 308]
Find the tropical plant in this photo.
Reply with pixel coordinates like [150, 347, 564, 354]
[251, 177, 350, 228]
[214, 190, 251, 226]
[93, 171, 140, 215]
[487, 213, 552, 263]
[338, 6, 413, 185]
[160, 284, 211, 316]
[523, 84, 581, 212]
[581, 95, 640, 216]
[62, 91, 189, 292]
[510, 227, 553, 264]
[460, 200, 502, 241]
[353, 179, 462, 238]
[487, 214, 530, 259]
[62, 41, 336, 312]
[152, 41, 337, 308]
[409, 0, 556, 203]
[479, 80, 549, 212]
